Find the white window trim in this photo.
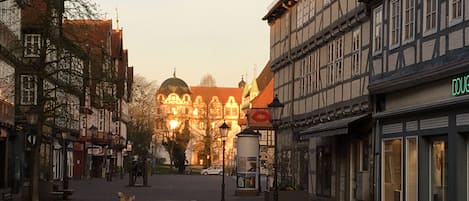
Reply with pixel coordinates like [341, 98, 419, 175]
[402, 0, 415, 43]
[373, 6, 383, 55]
[24, 34, 41, 57]
[309, 0, 316, 18]
[352, 29, 361, 76]
[389, 0, 401, 49]
[423, 0, 438, 36]
[20, 74, 36, 105]
[334, 37, 344, 82]
[448, 0, 463, 27]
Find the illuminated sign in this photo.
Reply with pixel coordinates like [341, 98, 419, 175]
[452, 74, 469, 96]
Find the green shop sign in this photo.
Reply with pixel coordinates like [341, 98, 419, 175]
[452, 74, 469, 96]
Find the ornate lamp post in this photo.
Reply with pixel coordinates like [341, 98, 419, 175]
[25, 107, 39, 201]
[268, 94, 284, 201]
[219, 121, 230, 201]
[169, 119, 179, 169]
[61, 131, 70, 190]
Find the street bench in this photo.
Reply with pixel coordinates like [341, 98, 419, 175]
[0, 188, 12, 201]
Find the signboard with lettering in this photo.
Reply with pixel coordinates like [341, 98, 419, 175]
[452, 74, 469, 96]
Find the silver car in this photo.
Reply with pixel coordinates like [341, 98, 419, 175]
[200, 166, 223, 175]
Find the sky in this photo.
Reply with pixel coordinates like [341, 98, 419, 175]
[97, 0, 274, 87]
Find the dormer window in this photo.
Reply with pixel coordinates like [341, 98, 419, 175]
[24, 34, 41, 57]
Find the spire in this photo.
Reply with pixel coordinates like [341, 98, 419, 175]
[115, 7, 120, 29]
[173, 68, 176, 78]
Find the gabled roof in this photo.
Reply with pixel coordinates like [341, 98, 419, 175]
[21, 0, 48, 28]
[63, 20, 112, 51]
[256, 63, 273, 92]
[111, 29, 123, 59]
[191, 86, 243, 105]
[251, 79, 273, 108]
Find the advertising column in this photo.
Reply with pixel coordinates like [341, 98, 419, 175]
[235, 128, 260, 196]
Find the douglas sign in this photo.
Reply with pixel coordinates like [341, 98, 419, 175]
[452, 74, 469, 96]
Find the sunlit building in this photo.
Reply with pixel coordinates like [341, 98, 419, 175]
[154, 73, 244, 167]
[264, 0, 371, 199]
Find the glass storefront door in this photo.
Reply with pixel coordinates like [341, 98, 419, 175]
[430, 140, 447, 201]
[382, 139, 402, 201]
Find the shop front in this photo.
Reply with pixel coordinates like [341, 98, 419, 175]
[300, 114, 372, 201]
[375, 77, 469, 201]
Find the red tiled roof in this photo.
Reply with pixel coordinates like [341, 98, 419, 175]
[190, 86, 243, 105]
[63, 20, 112, 51]
[251, 79, 273, 108]
[21, 0, 48, 28]
[111, 29, 123, 59]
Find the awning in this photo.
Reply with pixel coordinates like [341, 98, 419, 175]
[299, 114, 368, 140]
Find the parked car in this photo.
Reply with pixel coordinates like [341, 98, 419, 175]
[200, 166, 223, 175]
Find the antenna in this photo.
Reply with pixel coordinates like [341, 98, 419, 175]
[173, 68, 176, 77]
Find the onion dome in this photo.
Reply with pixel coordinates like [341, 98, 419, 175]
[157, 71, 191, 96]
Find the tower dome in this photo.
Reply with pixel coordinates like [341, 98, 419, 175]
[157, 72, 191, 96]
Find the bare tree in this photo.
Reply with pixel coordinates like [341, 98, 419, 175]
[199, 74, 216, 87]
[11, 1, 101, 200]
[127, 75, 158, 158]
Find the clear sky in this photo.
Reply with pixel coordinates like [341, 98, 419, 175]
[97, 0, 273, 87]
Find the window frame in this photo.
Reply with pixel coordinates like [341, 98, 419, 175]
[429, 139, 448, 201]
[405, 137, 418, 201]
[373, 6, 383, 54]
[20, 74, 36, 105]
[334, 37, 343, 83]
[389, 0, 401, 48]
[352, 28, 361, 76]
[423, 0, 437, 34]
[381, 138, 403, 201]
[449, 0, 463, 26]
[24, 34, 41, 57]
[328, 41, 335, 85]
[402, 0, 415, 42]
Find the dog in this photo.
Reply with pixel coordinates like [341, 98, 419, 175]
[118, 192, 135, 201]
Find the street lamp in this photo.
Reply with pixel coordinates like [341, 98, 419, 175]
[268, 94, 284, 201]
[25, 107, 39, 201]
[219, 121, 229, 201]
[61, 131, 70, 190]
[26, 107, 39, 145]
[169, 120, 179, 169]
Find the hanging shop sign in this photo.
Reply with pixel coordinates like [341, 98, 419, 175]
[452, 73, 469, 96]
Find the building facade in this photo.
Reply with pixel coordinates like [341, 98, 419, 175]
[364, 0, 469, 200]
[264, 0, 372, 200]
[0, 0, 21, 192]
[154, 74, 244, 167]
[0, 0, 133, 198]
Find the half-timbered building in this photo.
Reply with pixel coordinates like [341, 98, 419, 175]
[363, 0, 469, 200]
[263, 0, 372, 200]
